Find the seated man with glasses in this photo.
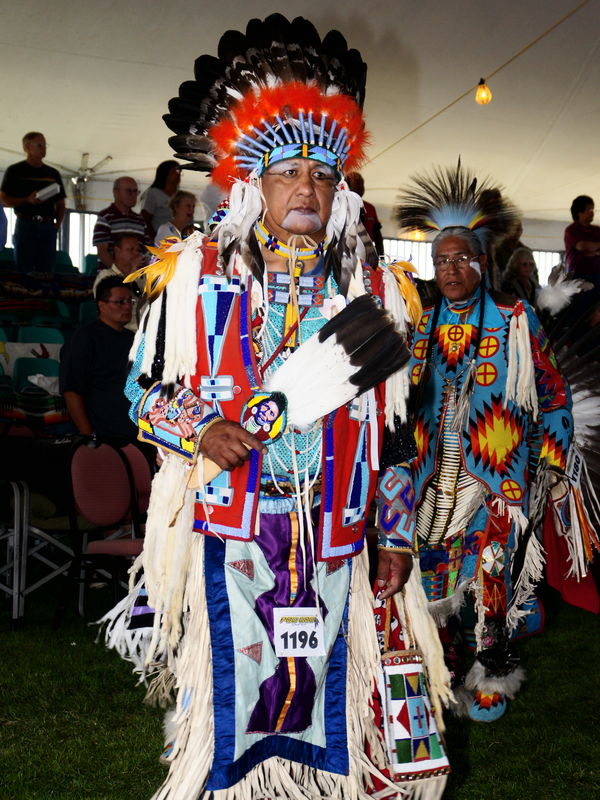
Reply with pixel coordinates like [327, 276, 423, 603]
[92, 176, 151, 270]
[397, 168, 574, 722]
[93, 233, 145, 331]
[60, 275, 138, 443]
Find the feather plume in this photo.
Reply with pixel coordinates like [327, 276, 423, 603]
[126, 239, 184, 302]
[395, 162, 518, 251]
[537, 272, 593, 315]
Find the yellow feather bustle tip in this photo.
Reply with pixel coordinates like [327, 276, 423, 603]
[124, 237, 182, 301]
[387, 261, 423, 328]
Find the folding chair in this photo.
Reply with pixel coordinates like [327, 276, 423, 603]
[54, 440, 144, 623]
[2, 428, 74, 623]
[0, 481, 25, 625]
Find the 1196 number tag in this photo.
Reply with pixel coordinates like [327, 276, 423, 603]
[273, 607, 325, 657]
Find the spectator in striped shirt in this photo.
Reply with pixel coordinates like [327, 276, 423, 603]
[92, 176, 150, 269]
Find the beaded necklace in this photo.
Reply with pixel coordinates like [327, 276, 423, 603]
[254, 219, 328, 260]
[254, 220, 328, 350]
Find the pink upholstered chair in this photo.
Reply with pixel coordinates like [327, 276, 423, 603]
[54, 441, 146, 622]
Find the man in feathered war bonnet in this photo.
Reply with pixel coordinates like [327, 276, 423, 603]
[101, 15, 452, 800]
[396, 165, 597, 722]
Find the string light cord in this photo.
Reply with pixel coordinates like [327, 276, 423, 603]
[368, 0, 593, 165]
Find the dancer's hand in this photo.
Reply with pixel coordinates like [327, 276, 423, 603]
[200, 419, 267, 471]
[376, 550, 413, 599]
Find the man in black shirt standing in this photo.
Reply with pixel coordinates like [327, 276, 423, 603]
[60, 275, 136, 443]
[0, 131, 66, 273]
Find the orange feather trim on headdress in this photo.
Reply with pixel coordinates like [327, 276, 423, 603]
[208, 82, 368, 189]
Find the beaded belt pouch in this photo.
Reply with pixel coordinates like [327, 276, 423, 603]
[375, 595, 450, 783]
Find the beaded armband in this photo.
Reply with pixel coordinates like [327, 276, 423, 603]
[137, 382, 219, 462]
[375, 464, 417, 553]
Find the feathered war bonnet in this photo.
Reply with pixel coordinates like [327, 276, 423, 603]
[163, 14, 375, 293]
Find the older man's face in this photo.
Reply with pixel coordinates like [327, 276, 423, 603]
[261, 158, 336, 242]
[434, 235, 484, 302]
[114, 178, 139, 210]
[114, 236, 143, 274]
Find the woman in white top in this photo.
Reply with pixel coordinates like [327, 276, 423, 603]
[141, 160, 181, 239]
[154, 190, 197, 245]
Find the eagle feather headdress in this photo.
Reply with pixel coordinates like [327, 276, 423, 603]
[164, 13, 369, 188]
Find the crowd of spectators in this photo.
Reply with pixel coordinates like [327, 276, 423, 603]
[1, 129, 599, 443]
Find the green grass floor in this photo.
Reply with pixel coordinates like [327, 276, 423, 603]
[1, 580, 599, 800]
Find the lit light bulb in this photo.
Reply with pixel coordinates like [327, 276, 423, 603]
[475, 78, 492, 105]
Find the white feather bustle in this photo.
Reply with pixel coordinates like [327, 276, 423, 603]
[572, 394, 600, 449]
[465, 659, 525, 698]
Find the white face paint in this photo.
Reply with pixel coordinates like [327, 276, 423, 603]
[280, 208, 323, 232]
[469, 260, 482, 277]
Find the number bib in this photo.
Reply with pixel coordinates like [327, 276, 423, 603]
[273, 608, 326, 657]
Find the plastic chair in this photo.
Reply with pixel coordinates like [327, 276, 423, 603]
[78, 300, 98, 325]
[13, 357, 60, 392]
[3, 429, 75, 623]
[17, 326, 65, 345]
[29, 313, 67, 328]
[84, 254, 98, 275]
[56, 300, 71, 318]
[0, 480, 26, 624]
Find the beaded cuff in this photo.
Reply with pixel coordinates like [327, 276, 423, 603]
[136, 382, 218, 462]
